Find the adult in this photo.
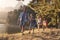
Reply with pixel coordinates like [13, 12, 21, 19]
[29, 13, 36, 34]
[17, 6, 28, 35]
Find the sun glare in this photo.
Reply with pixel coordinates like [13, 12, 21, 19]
[0, 0, 32, 8]
[0, 0, 18, 8]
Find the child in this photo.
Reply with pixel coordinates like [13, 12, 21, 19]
[37, 15, 42, 31]
[42, 18, 47, 31]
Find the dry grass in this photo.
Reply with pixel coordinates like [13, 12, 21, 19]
[0, 28, 60, 40]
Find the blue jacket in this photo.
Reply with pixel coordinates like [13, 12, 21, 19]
[19, 12, 24, 20]
[22, 12, 28, 22]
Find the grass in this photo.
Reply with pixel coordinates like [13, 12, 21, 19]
[0, 28, 60, 40]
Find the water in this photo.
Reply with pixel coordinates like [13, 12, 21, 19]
[0, 24, 7, 33]
[0, 24, 20, 34]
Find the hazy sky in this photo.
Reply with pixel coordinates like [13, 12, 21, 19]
[0, 0, 32, 8]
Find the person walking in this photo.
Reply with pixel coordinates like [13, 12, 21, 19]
[37, 15, 42, 32]
[17, 6, 28, 35]
[29, 14, 36, 34]
[42, 18, 48, 31]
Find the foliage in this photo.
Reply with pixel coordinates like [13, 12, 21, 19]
[7, 9, 21, 25]
[7, 0, 60, 27]
[28, 0, 60, 27]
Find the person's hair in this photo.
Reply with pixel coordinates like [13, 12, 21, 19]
[23, 6, 27, 13]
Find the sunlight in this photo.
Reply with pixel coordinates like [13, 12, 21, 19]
[0, 0, 18, 8]
[0, 0, 32, 8]
[23, 0, 32, 5]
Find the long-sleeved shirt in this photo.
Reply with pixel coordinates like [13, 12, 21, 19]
[22, 12, 28, 22]
[19, 12, 24, 21]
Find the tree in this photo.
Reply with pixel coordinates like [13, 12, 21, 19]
[28, 0, 60, 28]
[7, 9, 20, 25]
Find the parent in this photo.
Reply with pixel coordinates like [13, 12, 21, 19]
[17, 6, 28, 35]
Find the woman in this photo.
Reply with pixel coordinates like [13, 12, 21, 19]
[29, 14, 36, 34]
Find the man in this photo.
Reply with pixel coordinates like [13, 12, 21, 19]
[18, 6, 28, 35]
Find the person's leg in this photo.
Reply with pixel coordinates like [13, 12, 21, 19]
[29, 23, 31, 34]
[43, 25, 45, 31]
[38, 24, 40, 32]
[45, 25, 48, 31]
[21, 21, 25, 35]
[21, 25, 25, 35]
[29, 21, 34, 34]
[20, 21, 23, 33]
[29, 27, 31, 34]
[32, 21, 36, 34]
[20, 24, 24, 34]
[32, 28, 34, 34]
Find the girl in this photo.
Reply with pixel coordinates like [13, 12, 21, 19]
[42, 18, 48, 31]
[37, 15, 42, 31]
[29, 14, 36, 34]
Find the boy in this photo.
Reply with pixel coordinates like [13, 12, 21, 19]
[17, 6, 28, 35]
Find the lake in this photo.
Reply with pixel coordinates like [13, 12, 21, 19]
[0, 24, 7, 33]
[0, 24, 20, 34]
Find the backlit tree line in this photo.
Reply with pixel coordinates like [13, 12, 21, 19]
[7, 0, 60, 28]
